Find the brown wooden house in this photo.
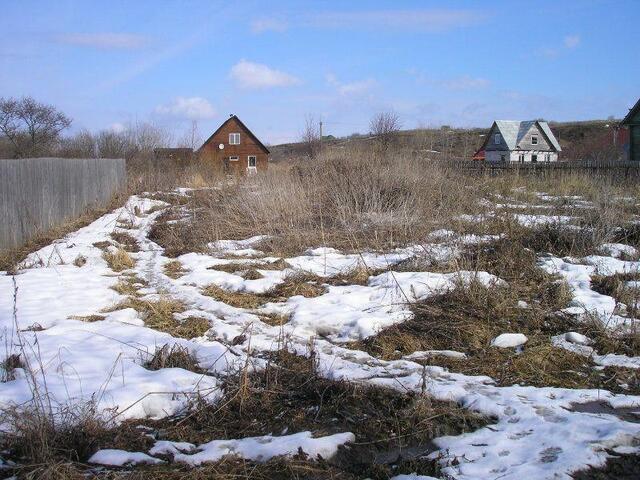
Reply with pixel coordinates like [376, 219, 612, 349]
[198, 115, 269, 175]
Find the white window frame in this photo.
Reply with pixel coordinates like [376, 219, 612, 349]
[519, 154, 525, 163]
[248, 155, 257, 167]
[229, 133, 241, 145]
[531, 135, 538, 145]
[229, 156, 239, 162]
[494, 133, 501, 145]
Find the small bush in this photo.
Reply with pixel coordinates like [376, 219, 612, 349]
[103, 248, 136, 272]
[144, 344, 202, 372]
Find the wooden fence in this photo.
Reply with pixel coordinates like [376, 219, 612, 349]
[437, 158, 640, 181]
[0, 157, 126, 251]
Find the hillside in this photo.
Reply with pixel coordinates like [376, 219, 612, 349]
[269, 119, 621, 162]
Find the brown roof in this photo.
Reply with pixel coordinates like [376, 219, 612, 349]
[199, 115, 270, 154]
[621, 98, 640, 125]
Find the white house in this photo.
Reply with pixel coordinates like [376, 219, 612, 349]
[481, 120, 561, 163]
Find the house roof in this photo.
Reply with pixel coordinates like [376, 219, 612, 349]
[199, 115, 270, 154]
[621, 98, 640, 125]
[493, 120, 562, 152]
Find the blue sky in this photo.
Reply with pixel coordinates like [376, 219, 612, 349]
[1, 0, 638, 144]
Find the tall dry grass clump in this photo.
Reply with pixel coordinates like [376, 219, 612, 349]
[195, 146, 483, 254]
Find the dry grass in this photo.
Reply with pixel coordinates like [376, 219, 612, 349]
[111, 274, 147, 297]
[257, 312, 291, 326]
[103, 247, 136, 272]
[164, 260, 187, 279]
[0, 401, 111, 467]
[1, 354, 24, 382]
[110, 231, 140, 252]
[144, 344, 202, 372]
[351, 276, 605, 389]
[107, 297, 212, 339]
[68, 314, 106, 322]
[203, 271, 326, 309]
[430, 339, 599, 389]
[129, 351, 486, 478]
[267, 271, 326, 299]
[202, 285, 265, 309]
[207, 258, 291, 273]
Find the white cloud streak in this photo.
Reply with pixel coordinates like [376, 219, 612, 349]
[56, 33, 149, 50]
[230, 60, 300, 89]
[326, 74, 376, 96]
[564, 35, 581, 49]
[309, 9, 486, 32]
[155, 97, 216, 120]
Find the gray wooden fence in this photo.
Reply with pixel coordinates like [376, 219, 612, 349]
[0, 157, 126, 251]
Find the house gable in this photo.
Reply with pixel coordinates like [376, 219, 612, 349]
[199, 116, 270, 154]
[483, 123, 510, 151]
[622, 98, 640, 126]
[516, 122, 551, 151]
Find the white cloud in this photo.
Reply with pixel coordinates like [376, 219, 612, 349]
[441, 75, 490, 91]
[537, 34, 581, 58]
[155, 97, 216, 120]
[251, 18, 288, 34]
[564, 35, 581, 49]
[326, 74, 376, 96]
[230, 60, 300, 89]
[56, 33, 149, 50]
[310, 9, 486, 32]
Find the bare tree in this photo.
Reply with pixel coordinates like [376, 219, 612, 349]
[57, 129, 97, 158]
[177, 120, 202, 150]
[300, 114, 321, 158]
[0, 96, 72, 157]
[369, 111, 401, 149]
[96, 129, 129, 158]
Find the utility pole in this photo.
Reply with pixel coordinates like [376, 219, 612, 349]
[319, 120, 323, 152]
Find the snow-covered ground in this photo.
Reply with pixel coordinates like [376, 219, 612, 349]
[1, 190, 640, 478]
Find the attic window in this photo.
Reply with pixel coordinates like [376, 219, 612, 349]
[531, 135, 538, 145]
[229, 133, 241, 145]
[494, 133, 501, 144]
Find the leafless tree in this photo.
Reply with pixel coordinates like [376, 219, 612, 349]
[300, 114, 321, 158]
[96, 129, 129, 158]
[57, 129, 97, 158]
[0, 96, 72, 157]
[369, 111, 401, 149]
[177, 120, 202, 150]
[130, 122, 170, 156]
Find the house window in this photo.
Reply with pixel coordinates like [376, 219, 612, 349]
[545, 154, 550, 162]
[519, 154, 525, 163]
[248, 155, 257, 167]
[494, 133, 501, 145]
[531, 154, 538, 163]
[229, 156, 239, 161]
[229, 133, 241, 145]
[500, 154, 506, 162]
[531, 135, 538, 145]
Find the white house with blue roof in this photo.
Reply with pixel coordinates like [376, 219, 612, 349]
[481, 120, 562, 163]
